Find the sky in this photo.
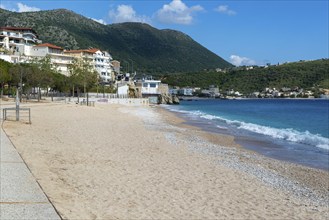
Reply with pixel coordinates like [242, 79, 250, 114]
[1, 0, 328, 66]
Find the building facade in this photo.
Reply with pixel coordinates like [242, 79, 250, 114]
[64, 48, 114, 83]
[0, 27, 115, 82]
[27, 43, 73, 76]
[0, 26, 41, 55]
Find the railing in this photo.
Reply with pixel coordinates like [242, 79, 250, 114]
[3, 107, 31, 124]
[80, 99, 95, 107]
[42, 93, 150, 106]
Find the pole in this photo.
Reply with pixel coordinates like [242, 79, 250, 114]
[87, 90, 89, 106]
[123, 60, 129, 73]
[128, 58, 133, 73]
[15, 87, 19, 121]
[103, 83, 105, 98]
[116, 82, 118, 98]
[19, 67, 23, 102]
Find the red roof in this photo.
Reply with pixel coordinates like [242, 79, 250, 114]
[35, 43, 63, 50]
[0, 27, 37, 34]
[64, 48, 100, 54]
[87, 48, 100, 53]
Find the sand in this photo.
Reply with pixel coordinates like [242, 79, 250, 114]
[2, 101, 329, 219]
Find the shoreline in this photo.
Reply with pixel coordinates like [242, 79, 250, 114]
[157, 105, 329, 200]
[2, 101, 329, 219]
[179, 96, 329, 100]
[163, 99, 329, 171]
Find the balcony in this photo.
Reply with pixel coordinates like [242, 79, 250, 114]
[9, 33, 22, 38]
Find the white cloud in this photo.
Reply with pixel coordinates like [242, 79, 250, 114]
[17, 2, 40, 12]
[230, 55, 256, 66]
[0, 2, 40, 12]
[215, 5, 236, 16]
[109, 4, 150, 23]
[91, 18, 107, 25]
[155, 0, 203, 25]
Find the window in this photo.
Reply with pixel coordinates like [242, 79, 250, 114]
[143, 83, 148, 87]
[150, 83, 157, 88]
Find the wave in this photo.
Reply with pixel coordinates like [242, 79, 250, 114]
[164, 106, 329, 150]
[238, 122, 329, 150]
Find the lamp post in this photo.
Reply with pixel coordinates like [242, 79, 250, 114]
[103, 81, 105, 98]
[15, 65, 24, 121]
[123, 60, 129, 73]
[15, 86, 19, 121]
[128, 58, 134, 73]
[19, 67, 23, 102]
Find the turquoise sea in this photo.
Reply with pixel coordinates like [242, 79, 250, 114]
[164, 99, 329, 170]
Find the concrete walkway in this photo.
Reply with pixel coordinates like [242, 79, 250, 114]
[0, 121, 61, 219]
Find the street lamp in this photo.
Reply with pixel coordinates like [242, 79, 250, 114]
[15, 65, 23, 121]
[122, 60, 130, 73]
[128, 58, 134, 73]
[19, 66, 23, 102]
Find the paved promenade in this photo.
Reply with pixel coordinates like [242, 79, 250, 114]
[0, 108, 61, 219]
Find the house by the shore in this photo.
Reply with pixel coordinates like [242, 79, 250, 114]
[134, 77, 169, 103]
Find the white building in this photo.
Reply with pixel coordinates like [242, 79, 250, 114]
[134, 77, 169, 102]
[141, 79, 162, 95]
[0, 27, 115, 82]
[178, 88, 193, 96]
[27, 43, 73, 76]
[64, 48, 114, 83]
[117, 84, 129, 96]
[0, 26, 41, 55]
[0, 27, 41, 63]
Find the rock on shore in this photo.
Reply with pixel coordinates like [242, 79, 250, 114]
[158, 94, 180, 104]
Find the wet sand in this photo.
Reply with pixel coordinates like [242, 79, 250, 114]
[2, 101, 329, 219]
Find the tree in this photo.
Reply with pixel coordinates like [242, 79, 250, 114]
[38, 56, 56, 94]
[0, 59, 12, 97]
[52, 72, 70, 93]
[24, 56, 58, 101]
[68, 56, 99, 99]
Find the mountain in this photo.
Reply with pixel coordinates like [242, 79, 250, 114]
[0, 8, 233, 74]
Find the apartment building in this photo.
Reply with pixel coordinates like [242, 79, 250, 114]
[0, 26, 42, 63]
[0, 27, 115, 82]
[64, 48, 114, 83]
[27, 43, 73, 76]
[0, 26, 41, 55]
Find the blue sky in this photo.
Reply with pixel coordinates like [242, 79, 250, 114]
[1, 0, 328, 66]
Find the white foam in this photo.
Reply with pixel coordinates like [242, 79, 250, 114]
[238, 122, 329, 150]
[164, 106, 329, 150]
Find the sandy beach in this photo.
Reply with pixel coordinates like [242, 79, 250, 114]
[2, 101, 329, 219]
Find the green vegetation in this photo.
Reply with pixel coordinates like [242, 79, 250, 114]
[68, 57, 99, 96]
[0, 8, 233, 74]
[161, 59, 329, 94]
[0, 58, 101, 99]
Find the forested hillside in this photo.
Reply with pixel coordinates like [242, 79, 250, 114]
[161, 59, 329, 93]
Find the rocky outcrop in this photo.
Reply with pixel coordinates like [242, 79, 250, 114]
[158, 94, 180, 105]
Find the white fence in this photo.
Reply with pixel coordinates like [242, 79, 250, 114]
[46, 96, 149, 106]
